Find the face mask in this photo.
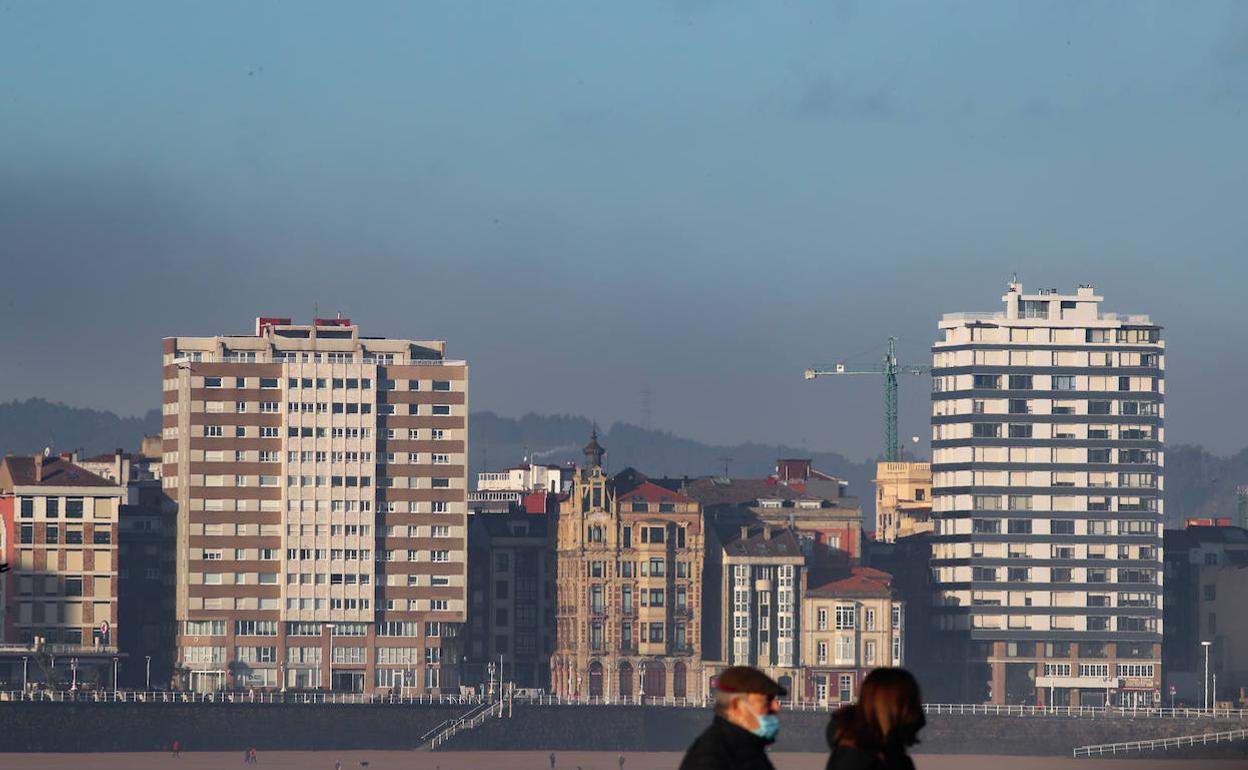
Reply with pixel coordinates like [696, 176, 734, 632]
[748, 703, 780, 741]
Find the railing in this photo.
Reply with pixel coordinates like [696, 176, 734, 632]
[1073, 726, 1248, 757]
[428, 699, 504, 750]
[420, 699, 496, 744]
[0, 690, 486, 706]
[2, 690, 1247, 721]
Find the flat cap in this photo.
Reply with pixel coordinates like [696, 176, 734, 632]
[715, 666, 787, 697]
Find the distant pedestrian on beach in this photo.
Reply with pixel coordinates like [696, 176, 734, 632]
[335, 762, 342, 770]
[826, 668, 925, 770]
[550, 752, 556, 769]
[618, 754, 625, 770]
[172, 739, 181, 758]
[244, 749, 251, 764]
[249, 747, 258, 764]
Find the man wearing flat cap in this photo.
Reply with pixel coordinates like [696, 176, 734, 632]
[678, 666, 785, 770]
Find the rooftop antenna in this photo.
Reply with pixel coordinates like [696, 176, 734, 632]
[640, 385, 652, 431]
[718, 456, 733, 478]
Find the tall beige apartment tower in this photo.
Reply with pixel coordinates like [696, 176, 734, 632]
[163, 318, 467, 694]
[931, 284, 1163, 707]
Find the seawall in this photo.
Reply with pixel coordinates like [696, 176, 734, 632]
[1, 701, 1246, 759]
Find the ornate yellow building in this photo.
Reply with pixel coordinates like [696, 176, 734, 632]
[551, 432, 706, 700]
[873, 461, 933, 543]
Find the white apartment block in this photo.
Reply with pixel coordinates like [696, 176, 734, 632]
[931, 283, 1163, 707]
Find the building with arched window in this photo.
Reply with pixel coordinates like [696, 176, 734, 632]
[551, 432, 706, 700]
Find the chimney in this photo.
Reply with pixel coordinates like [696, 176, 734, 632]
[740, 526, 749, 541]
[34, 454, 43, 483]
[114, 448, 130, 486]
[763, 528, 772, 540]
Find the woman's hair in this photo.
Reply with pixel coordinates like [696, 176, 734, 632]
[829, 668, 925, 752]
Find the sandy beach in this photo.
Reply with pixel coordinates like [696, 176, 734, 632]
[0, 752, 1241, 770]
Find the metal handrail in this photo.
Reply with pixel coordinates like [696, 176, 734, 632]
[0, 690, 487, 706]
[1073, 726, 1248, 756]
[2, 690, 1246, 721]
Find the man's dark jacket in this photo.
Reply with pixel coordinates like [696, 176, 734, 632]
[678, 715, 775, 770]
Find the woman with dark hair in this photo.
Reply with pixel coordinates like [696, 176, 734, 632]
[826, 668, 926, 770]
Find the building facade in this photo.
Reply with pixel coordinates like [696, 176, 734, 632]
[931, 283, 1165, 706]
[465, 508, 556, 691]
[1163, 525, 1248, 704]
[710, 525, 804, 691]
[163, 317, 468, 693]
[552, 435, 706, 700]
[873, 462, 933, 543]
[0, 454, 125, 689]
[801, 567, 903, 706]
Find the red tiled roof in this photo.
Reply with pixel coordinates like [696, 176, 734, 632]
[808, 567, 894, 598]
[1, 455, 117, 489]
[617, 480, 694, 504]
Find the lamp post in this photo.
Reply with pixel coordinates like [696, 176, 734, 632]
[22, 656, 28, 692]
[1201, 640, 1213, 713]
[70, 658, 79, 691]
[639, 661, 647, 703]
[487, 661, 496, 700]
[1169, 685, 1176, 709]
[280, 661, 286, 694]
[145, 655, 152, 691]
[113, 657, 119, 693]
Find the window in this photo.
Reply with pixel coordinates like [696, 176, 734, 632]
[204, 377, 222, 388]
[432, 380, 451, 391]
[973, 374, 1000, 389]
[972, 518, 1001, 533]
[1052, 375, 1077, 391]
[1008, 424, 1032, 438]
[1008, 375, 1033, 390]
[1007, 519, 1032, 534]
[973, 423, 1001, 438]
[1088, 400, 1112, 415]
[834, 605, 856, 629]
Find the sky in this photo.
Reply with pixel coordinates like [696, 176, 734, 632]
[1, 1, 1247, 460]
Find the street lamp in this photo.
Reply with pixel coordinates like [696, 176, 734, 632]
[145, 655, 152, 691]
[70, 658, 79, 691]
[113, 657, 119, 693]
[639, 661, 647, 703]
[1201, 640, 1213, 712]
[22, 656, 28, 693]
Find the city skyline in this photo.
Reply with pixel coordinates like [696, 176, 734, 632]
[3, 2, 1247, 460]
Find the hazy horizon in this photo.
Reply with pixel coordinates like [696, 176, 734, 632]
[3, 2, 1247, 458]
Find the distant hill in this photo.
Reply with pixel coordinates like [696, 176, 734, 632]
[0, 398, 162, 457]
[0, 399, 1241, 526]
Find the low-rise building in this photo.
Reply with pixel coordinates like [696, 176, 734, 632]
[801, 567, 903, 706]
[1163, 525, 1248, 704]
[679, 460, 863, 568]
[1, 453, 126, 689]
[873, 462, 932, 543]
[702, 525, 804, 693]
[465, 508, 556, 691]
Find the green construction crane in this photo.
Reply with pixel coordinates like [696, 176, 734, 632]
[804, 337, 931, 462]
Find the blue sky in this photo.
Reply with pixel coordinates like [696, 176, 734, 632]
[1, 1, 1246, 459]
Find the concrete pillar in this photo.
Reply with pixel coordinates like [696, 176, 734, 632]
[990, 660, 1006, 705]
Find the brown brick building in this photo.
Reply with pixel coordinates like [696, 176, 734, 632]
[163, 317, 467, 693]
[551, 433, 706, 700]
[1, 453, 125, 687]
